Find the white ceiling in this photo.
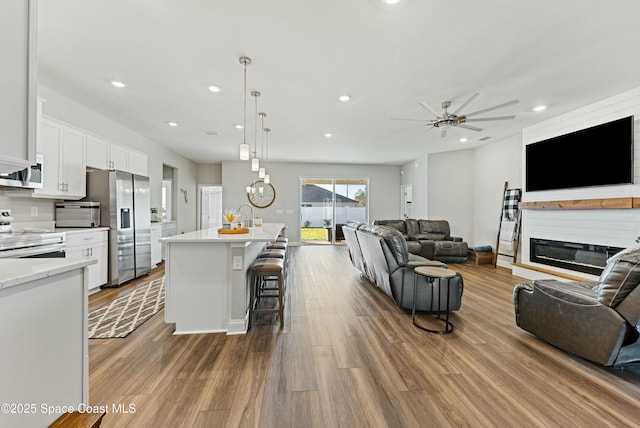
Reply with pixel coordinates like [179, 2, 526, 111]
[37, 0, 640, 166]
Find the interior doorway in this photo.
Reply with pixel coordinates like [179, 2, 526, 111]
[300, 177, 368, 244]
[198, 185, 222, 230]
[401, 184, 412, 219]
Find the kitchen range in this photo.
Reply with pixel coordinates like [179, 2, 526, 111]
[0, 209, 66, 259]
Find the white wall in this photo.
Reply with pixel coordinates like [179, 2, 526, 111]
[400, 142, 522, 250]
[473, 136, 523, 251]
[196, 163, 222, 185]
[221, 161, 401, 243]
[427, 150, 475, 244]
[11, 85, 199, 233]
[401, 155, 428, 218]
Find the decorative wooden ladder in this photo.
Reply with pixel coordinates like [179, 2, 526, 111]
[494, 181, 522, 268]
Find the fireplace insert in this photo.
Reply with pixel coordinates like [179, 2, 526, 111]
[530, 238, 624, 275]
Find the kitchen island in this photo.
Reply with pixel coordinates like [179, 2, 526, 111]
[0, 258, 94, 428]
[162, 223, 284, 335]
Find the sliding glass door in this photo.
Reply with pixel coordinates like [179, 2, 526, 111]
[300, 177, 368, 244]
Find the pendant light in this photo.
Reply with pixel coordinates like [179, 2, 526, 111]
[238, 57, 251, 161]
[258, 112, 267, 178]
[264, 127, 271, 184]
[251, 91, 261, 171]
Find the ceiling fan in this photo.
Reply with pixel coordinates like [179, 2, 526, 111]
[390, 93, 520, 138]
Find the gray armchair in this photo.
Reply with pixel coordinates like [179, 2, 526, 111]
[513, 247, 640, 367]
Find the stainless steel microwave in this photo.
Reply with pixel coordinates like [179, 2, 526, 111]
[0, 154, 43, 189]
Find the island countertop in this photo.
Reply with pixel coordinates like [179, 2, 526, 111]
[161, 223, 284, 244]
[0, 258, 96, 290]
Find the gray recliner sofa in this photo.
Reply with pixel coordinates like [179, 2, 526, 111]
[342, 222, 464, 312]
[373, 219, 468, 262]
[513, 247, 640, 367]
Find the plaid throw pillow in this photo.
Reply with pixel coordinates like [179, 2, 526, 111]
[503, 188, 522, 221]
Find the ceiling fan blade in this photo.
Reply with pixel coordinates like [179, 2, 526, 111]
[388, 117, 428, 122]
[464, 99, 520, 118]
[465, 115, 516, 122]
[458, 124, 483, 132]
[393, 124, 429, 132]
[451, 92, 480, 115]
[419, 101, 441, 118]
[441, 129, 447, 138]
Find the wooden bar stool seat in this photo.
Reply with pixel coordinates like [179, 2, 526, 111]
[258, 248, 286, 259]
[266, 242, 287, 251]
[248, 257, 285, 328]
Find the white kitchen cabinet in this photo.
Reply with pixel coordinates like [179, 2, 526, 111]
[85, 134, 109, 169]
[86, 134, 148, 175]
[86, 135, 127, 171]
[33, 118, 86, 199]
[0, 0, 37, 173]
[161, 221, 178, 260]
[65, 229, 108, 291]
[128, 149, 148, 176]
[151, 223, 162, 266]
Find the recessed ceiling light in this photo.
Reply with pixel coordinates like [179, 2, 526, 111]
[459, 137, 468, 143]
[235, 124, 244, 129]
[533, 105, 548, 112]
[339, 95, 351, 102]
[111, 80, 126, 88]
[167, 122, 178, 127]
[208, 85, 221, 93]
[383, 0, 401, 4]
[324, 133, 333, 138]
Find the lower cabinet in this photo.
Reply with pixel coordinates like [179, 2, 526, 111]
[65, 229, 108, 291]
[151, 223, 162, 266]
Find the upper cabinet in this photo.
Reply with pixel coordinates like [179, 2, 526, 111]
[128, 149, 148, 176]
[86, 135, 148, 176]
[0, 0, 37, 173]
[33, 118, 86, 199]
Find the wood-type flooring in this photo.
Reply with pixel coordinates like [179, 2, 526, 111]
[88, 245, 640, 427]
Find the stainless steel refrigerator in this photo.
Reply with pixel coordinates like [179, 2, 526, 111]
[85, 170, 151, 287]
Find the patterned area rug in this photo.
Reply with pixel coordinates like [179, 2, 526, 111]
[88, 276, 165, 339]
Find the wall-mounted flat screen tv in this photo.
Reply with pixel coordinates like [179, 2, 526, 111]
[526, 116, 634, 192]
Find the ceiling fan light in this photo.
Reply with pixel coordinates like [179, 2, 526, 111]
[251, 157, 260, 171]
[239, 143, 250, 160]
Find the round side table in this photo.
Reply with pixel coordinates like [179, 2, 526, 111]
[413, 266, 457, 334]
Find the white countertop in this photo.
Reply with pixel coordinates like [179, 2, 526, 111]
[0, 258, 96, 290]
[54, 227, 109, 234]
[161, 223, 284, 244]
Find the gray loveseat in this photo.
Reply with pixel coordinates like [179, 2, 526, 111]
[513, 247, 640, 367]
[373, 219, 468, 263]
[342, 222, 464, 312]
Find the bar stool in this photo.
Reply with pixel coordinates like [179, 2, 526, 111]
[248, 257, 285, 328]
[258, 248, 286, 259]
[266, 241, 287, 251]
[258, 247, 288, 277]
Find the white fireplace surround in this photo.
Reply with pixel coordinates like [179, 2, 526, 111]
[516, 86, 640, 281]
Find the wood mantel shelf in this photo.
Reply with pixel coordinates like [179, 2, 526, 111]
[520, 197, 640, 210]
